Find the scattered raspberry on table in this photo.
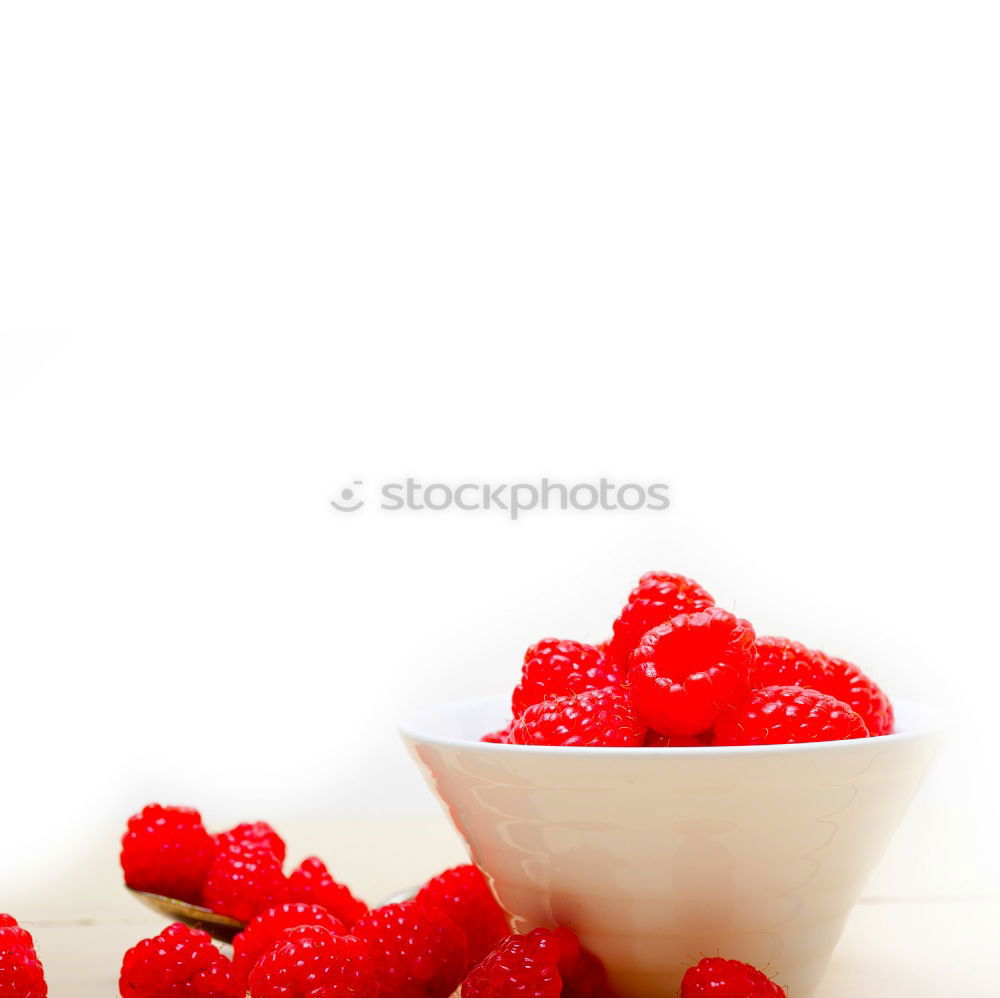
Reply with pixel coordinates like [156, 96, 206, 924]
[232, 902, 345, 991]
[286, 856, 369, 925]
[248, 924, 378, 998]
[461, 926, 614, 998]
[351, 900, 468, 998]
[416, 864, 510, 968]
[119, 922, 239, 998]
[0, 914, 48, 998]
[680, 956, 786, 997]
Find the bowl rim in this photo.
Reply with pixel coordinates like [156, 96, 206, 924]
[399, 695, 940, 758]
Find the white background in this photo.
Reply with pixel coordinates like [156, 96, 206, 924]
[1, 0, 997, 905]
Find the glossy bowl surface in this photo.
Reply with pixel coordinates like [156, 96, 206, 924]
[401, 697, 939, 998]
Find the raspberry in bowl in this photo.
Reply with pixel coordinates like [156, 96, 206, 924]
[398, 572, 939, 998]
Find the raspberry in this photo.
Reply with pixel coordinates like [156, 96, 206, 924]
[513, 640, 620, 718]
[816, 653, 895, 736]
[120, 804, 215, 904]
[462, 927, 611, 998]
[461, 929, 564, 998]
[248, 924, 378, 998]
[286, 857, 368, 925]
[508, 687, 646, 748]
[643, 729, 710, 747]
[351, 900, 467, 998]
[415, 865, 508, 967]
[750, 636, 829, 689]
[118, 922, 239, 998]
[215, 822, 287, 864]
[752, 638, 894, 736]
[233, 903, 345, 990]
[0, 915, 47, 998]
[481, 722, 513, 744]
[202, 842, 287, 923]
[607, 572, 714, 666]
[714, 685, 870, 745]
[681, 957, 785, 997]
[627, 607, 756, 736]
[562, 948, 615, 998]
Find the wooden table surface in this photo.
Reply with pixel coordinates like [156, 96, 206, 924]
[9, 817, 997, 996]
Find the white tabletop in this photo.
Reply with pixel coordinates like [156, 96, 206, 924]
[9, 818, 996, 997]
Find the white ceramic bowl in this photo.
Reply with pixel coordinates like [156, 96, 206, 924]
[401, 696, 939, 998]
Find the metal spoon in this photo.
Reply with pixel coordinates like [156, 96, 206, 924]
[126, 885, 419, 942]
[127, 888, 244, 942]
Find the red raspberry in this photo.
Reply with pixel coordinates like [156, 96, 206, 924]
[627, 607, 756, 736]
[816, 653, 895, 736]
[286, 857, 369, 925]
[481, 722, 513, 744]
[681, 957, 785, 997]
[513, 640, 621, 718]
[120, 804, 215, 904]
[202, 842, 287, 923]
[607, 572, 714, 666]
[0, 915, 47, 998]
[752, 638, 894, 736]
[416, 865, 509, 967]
[751, 636, 829, 689]
[119, 922, 239, 998]
[351, 900, 467, 998]
[562, 947, 615, 998]
[643, 729, 710, 747]
[233, 902, 345, 990]
[462, 927, 611, 998]
[215, 822, 287, 864]
[462, 929, 563, 998]
[508, 687, 646, 748]
[248, 924, 378, 998]
[714, 685, 870, 745]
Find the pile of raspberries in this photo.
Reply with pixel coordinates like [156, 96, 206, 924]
[484, 571, 894, 747]
[106, 803, 789, 996]
[120, 804, 367, 924]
